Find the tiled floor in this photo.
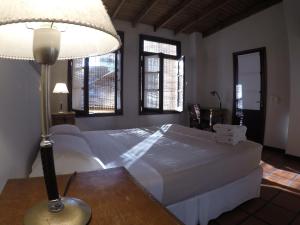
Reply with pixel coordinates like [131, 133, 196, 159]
[208, 147, 300, 225]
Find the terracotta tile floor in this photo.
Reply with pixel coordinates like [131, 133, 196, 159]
[208, 147, 300, 225]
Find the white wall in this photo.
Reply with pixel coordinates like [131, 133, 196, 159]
[0, 60, 40, 192]
[189, 32, 205, 104]
[51, 20, 195, 131]
[200, 3, 290, 149]
[284, 0, 300, 157]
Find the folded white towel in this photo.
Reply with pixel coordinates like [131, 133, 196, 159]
[215, 134, 246, 145]
[213, 124, 247, 145]
[213, 124, 247, 136]
[216, 132, 246, 139]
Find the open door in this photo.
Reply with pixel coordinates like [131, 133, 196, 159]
[233, 48, 267, 144]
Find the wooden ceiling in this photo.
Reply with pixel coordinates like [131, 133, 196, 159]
[103, 0, 282, 37]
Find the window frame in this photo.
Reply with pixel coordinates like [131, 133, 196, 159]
[68, 31, 124, 117]
[139, 34, 184, 115]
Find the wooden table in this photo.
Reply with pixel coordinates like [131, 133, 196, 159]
[0, 167, 182, 225]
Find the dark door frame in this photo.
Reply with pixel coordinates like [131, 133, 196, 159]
[232, 47, 267, 143]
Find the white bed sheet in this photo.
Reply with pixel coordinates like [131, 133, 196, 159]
[82, 124, 262, 205]
[168, 166, 262, 225]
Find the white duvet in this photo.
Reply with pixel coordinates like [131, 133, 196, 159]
[82, 124, 262, 205]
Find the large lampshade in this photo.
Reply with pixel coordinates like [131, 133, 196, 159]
[0, 0, 121, 60]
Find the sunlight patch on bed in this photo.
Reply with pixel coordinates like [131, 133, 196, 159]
[109, 128, 151, 138]
[106, 124, 172, 168]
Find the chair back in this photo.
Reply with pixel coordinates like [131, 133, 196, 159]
[189, 104, 201, 123]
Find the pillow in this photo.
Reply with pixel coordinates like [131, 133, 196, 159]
[30, 134, 104, 177]
[50, 124, 81, 136]
[30, 151, 104, 177]
[51, 134, 93, 155]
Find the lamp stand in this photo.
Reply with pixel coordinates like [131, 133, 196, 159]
[24, 28, 91, 225]
[59, 94, 64, 113]
[60, 102, 63, 113]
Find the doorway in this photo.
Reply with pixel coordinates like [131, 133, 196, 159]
[232, 47, 267, 144]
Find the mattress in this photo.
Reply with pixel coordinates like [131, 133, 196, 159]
[82, 124, 262, 205]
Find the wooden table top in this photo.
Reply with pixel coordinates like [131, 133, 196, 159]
[0, 167, 182, 225]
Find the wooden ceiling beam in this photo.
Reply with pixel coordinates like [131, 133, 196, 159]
[154, 0, 193, 31]
[132, 0, 161, 27]
[202, 0, 282, 37]
[174, 0, 233, 34]
[112, 0, 127, 19]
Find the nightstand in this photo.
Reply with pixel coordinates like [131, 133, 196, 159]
[0, 168, 183, 225]
[51, 111, 75, 125]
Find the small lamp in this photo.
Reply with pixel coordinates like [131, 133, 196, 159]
[0, 1, 121, 225]
[53, 83, 69, 112]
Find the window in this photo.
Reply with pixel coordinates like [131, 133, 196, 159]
[139, 35, 184, 114]
[69, 32, 123, 116]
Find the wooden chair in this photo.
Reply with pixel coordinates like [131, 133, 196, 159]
[189, 104, 202, 129]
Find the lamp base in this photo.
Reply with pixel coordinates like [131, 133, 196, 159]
[24, 197, 91, 225]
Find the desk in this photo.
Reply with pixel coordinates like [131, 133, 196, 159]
[200, 108, 226, 130]
[0, 168, 182, 225]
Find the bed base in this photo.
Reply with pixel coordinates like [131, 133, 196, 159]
[167, 166, 262, 225]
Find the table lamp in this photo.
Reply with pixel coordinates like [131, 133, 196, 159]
[0, 1, 121, 225]
[53, 83, 69, 112]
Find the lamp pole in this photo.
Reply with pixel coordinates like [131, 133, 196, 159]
[211, 91, 222, 110]
[34, 28, 64, 213]
[215, 92, 222, 110]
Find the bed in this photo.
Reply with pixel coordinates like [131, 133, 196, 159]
[30, 124, 262, 225]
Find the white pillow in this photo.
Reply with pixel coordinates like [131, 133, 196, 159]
[30, 134, 104, 177]
[30, 151, 104, 177]
[50, 124, 81, 136]
[51, 134, 93, 155]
